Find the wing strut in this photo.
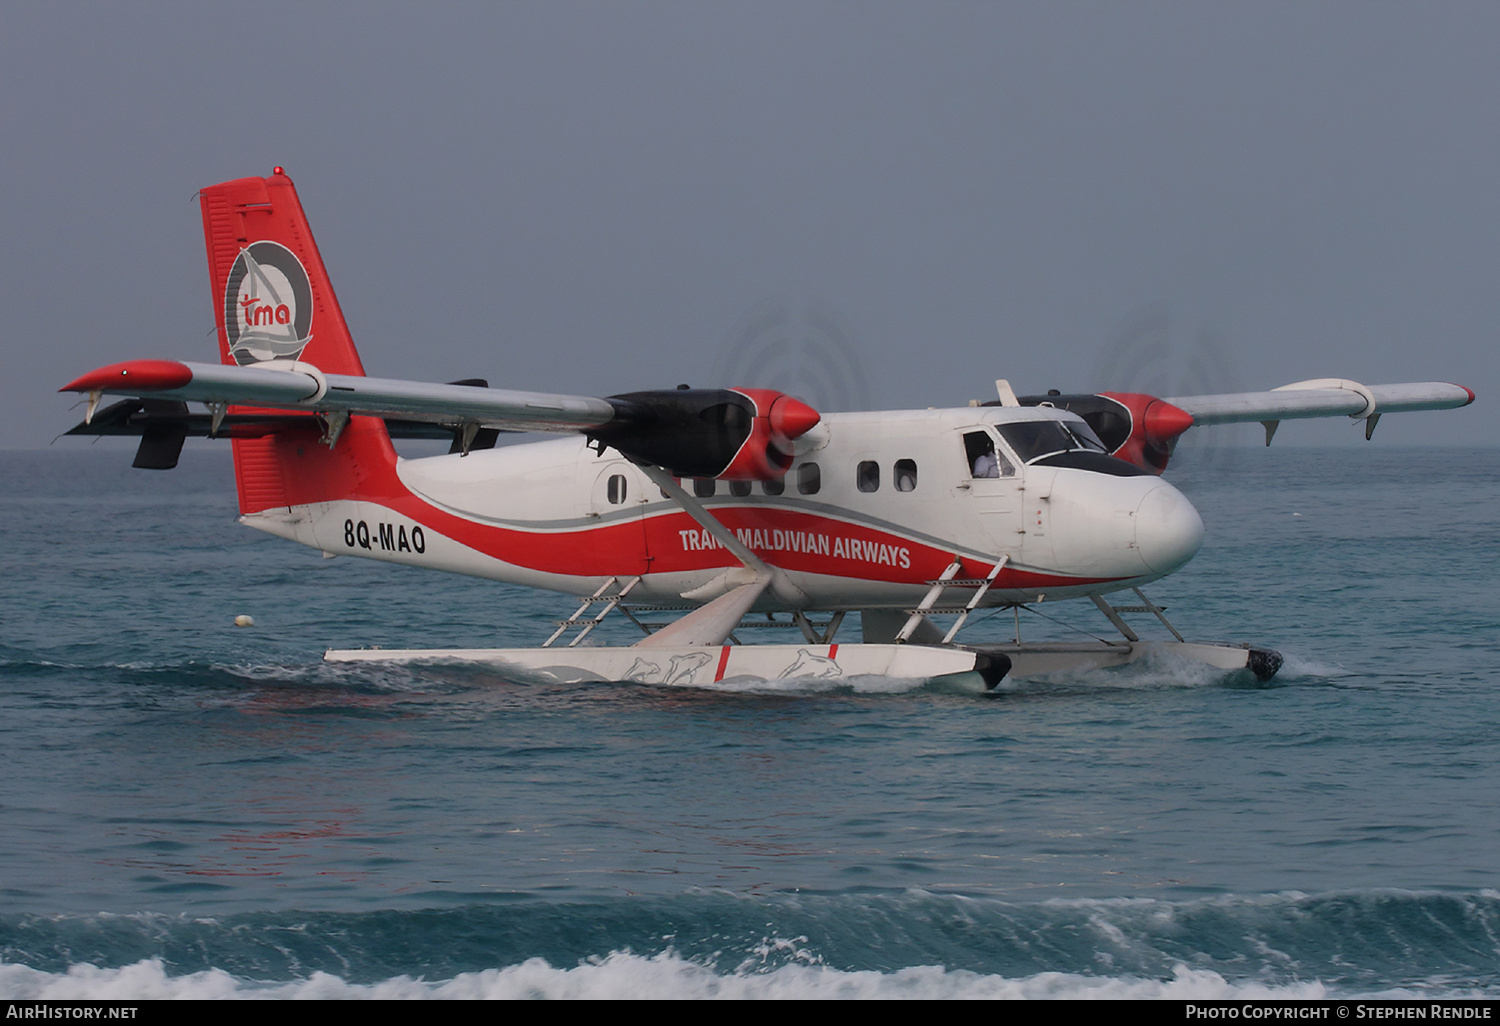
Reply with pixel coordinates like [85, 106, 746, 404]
[632, 579, 770, 649]
[627, 464, 809, 648]
[637, 465, 769, 575]
[1090, 587, 1186, 643]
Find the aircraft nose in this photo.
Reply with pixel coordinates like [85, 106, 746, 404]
[1135, 482, 1204, 574]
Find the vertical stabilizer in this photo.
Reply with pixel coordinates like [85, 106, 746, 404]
[199, 169, 396, 515]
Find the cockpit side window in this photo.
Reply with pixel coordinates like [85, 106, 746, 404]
[963, 430, 1013, 478]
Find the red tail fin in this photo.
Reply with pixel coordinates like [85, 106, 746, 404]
[201, 169, 365, 375]
[200, 170, 396, 515]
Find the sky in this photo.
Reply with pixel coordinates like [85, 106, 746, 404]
[3, 0, 1494, 451]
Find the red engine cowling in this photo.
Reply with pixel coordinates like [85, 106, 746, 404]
[1098, 392, 1196, 474]
[718, 388, 821, 480]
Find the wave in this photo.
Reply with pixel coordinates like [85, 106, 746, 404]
[0, 955, 1337, 1000]
[1, 891, 1496, 998]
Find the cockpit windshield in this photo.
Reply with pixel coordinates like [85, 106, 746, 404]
[1066, 420, 1109, 452]
[997, 418, 1109, 464]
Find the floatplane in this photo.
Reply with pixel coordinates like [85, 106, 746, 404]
[62, 170, 1473, 689]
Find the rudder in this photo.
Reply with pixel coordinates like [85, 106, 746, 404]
[200, 169, 397, 516]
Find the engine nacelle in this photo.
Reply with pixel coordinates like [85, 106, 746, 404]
[591, 387, 820, 480]
[1014, 391, 1195, 474]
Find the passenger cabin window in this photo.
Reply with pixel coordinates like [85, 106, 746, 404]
[798, 462, 821, 495]
[693, 478, 717, 498]
[607, 474, 628, 505]
[856, 460, 879, 493]
[894, 459, 917, 492]
[762, 478, 785, 496]
[729, 480, 752, 497]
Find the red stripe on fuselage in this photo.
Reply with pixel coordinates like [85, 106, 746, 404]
[405, 499, 1127, 591]
[390, 494, 1121, 590]
[264, 422, 1125, 590]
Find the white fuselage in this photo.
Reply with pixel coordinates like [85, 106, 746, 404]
[244, 405, 1205, 613]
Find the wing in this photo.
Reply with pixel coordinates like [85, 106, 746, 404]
[63, 359, 617, 431]
[60, 358, 821, 479]
[59, 170, 831, 477]
[1167, 378, 1474, 429]
[1010, 377, 1473, 473]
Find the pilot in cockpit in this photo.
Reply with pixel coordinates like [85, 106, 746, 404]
[964, 430, 1011, 478]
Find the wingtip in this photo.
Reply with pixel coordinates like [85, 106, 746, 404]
[60, 360, 193, 394]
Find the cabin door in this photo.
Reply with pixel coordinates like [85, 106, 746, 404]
[588, 461, 652, 576]
[955, 429, 1023, 562]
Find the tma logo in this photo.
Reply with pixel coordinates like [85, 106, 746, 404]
[223, 242, 313, 365]
[241, 291, 290, 327]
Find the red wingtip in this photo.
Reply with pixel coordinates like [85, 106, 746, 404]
[60, 359, 192, 393]
[1456, 384, 1476, 405]
[768, 394, 821, 439]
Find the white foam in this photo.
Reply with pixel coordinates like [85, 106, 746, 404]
[1275, 651, 1353, 679]
[0, 956, 1336, 1000]
[1008, 649, 1244, 690]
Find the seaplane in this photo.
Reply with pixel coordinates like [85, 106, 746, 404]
[61, 169, 1474, 690]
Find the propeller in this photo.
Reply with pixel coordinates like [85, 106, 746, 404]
[1089, 303, 1251, 469]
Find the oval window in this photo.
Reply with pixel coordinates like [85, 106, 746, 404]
[894, 459, 917, 492]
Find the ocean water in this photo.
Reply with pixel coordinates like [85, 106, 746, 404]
[1, 444, 1497, 999]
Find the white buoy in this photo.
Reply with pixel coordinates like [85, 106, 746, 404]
[234, 614, 255, 627]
